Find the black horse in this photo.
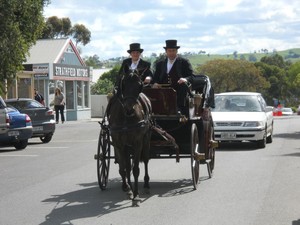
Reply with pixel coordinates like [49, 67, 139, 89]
[107, 68, 152, 206]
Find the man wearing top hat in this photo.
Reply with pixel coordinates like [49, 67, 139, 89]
[117, 43, 153, 85]
[152, 39, 194, 114]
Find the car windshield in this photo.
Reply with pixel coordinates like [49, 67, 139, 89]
[212, 95, 262, 112]
[282, 108, 292, 112]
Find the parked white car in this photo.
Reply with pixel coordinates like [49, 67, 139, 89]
[281, 107, 293, 116]
[211, 92, 274, 148]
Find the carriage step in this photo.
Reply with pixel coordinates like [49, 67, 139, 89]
[210, 140, 219, 148]
[194, 152, 206, 161]
[94, 154, 104, 160]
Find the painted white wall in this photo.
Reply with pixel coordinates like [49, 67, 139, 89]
[91, 95, 109, 118]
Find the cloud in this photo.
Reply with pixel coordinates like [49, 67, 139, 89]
[43, 0, 300, 59]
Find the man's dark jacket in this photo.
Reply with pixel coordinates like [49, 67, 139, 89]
[152, 56, 193, 89]
[119, 58, 152, 80]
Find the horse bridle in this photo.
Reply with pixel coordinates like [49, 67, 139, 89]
[119, 69, 143, 102]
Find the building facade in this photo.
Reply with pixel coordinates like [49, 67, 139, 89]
[14, 38, 92, 121]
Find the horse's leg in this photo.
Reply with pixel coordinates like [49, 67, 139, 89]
[143, 159, 150, 192]
[125, 145, 133, 199]
[131, 145, 142, 207]
[143, 132, 151, 192]
[116, 146, 130, 193]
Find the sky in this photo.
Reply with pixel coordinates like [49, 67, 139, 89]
[43, 0, 300, 60]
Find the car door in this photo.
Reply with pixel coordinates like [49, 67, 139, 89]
[258, 95, 273, 132]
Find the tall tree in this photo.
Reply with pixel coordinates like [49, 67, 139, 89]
[0, 0, 50, 95]
[195, 59, 269, 94]
[70, 24, 91, 46]
[41, 17, 91, 47]
[90, 65, 121, 94]
[61, 17, 72, 37]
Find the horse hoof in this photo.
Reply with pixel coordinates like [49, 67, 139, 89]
[132, 198, 141, 207]
[127, 190, 133, 200]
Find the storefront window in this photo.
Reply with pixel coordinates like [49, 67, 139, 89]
[56, 80, 64, 93]
[18, 78, 32, 98]
[34, 79, 45, 103]
[66, 81, 74, 109]
[49, 81, 55, 106]
[35, 78, 45, 94]
[49, 80, 64, 107]
[77, 81, 83, 108]
[84, 81, 89, 108]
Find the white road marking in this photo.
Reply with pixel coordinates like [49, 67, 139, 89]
[29, 146, 69, 149]
[0, 155, 38, 157]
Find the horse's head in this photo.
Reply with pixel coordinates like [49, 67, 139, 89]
[119, 68, 143, 116]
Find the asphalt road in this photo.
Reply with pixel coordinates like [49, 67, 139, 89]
[0, 116, 299, 225]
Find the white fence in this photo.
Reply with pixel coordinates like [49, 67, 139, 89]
[91, 95, 109, 118]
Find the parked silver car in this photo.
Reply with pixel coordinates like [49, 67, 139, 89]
[211, 92, 274, 148]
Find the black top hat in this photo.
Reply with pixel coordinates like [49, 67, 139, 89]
[164, 40, 180, 49]
[127, 43, 144, 53]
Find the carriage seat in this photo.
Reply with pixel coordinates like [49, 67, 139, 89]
[143, 87, 177, 115]
[190, 74, 215, 108]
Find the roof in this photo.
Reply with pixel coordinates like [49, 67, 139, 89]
[216, 92, 261, 96]
[24, 38, 84, 65]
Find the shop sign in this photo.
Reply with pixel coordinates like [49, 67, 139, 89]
[54, 64, 89, 78]
[33, 65, 49, 77]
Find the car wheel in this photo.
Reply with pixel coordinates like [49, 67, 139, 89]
[266, 124, 273, 144]
[257, 129, 267, 148]
[13, 139, 28, 150]
[40, 133, 53, 143]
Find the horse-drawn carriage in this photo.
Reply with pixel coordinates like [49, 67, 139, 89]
[94, 69, 218, 206]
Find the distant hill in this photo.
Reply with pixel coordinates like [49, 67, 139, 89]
[184, 48, 300, 69]
[98, 48, 300, 70]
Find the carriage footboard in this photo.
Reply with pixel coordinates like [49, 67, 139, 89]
[151, 126, 180, 162]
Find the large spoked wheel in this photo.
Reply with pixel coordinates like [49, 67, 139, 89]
[190, 123, 200, 190]
[203, 119, 216, 178]
[97, 127, 111, 190]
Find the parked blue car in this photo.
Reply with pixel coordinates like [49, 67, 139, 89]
[0, 97, 33, 150]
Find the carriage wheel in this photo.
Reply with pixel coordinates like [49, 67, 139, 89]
[190, 123, 200, 190]
[203, 119, 216, 178]
[97, 127, 111, 190]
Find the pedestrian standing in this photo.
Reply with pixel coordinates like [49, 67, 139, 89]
[54, 88, 65, 124]
[34, 89, 45, 106]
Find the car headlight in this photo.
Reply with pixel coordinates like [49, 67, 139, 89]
[243, 121, 263, 127]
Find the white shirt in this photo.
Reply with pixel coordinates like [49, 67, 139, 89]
[167, 58, 176, 73]
[130, 59, 140, 70]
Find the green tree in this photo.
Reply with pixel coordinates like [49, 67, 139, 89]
[91, 79, 114, 95]
[195, 59, 269, 94]
[70, 24, 91, 46]
[254, 62, 287, 104]
[41, 17, 91, 47]
[84, 55, 102, 68]
[90, 65, 121, 94]
[45, 16, 62, 38]
[287, 61, 300, 105]
[61, 17, 72, 37]
[248, 54, 257, 62]
[260, 54, 287, 69]
[0, 0, 50, 95]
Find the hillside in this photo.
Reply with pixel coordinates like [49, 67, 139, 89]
[184, 48, 300, 69]
[98, 48, 300, 70]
